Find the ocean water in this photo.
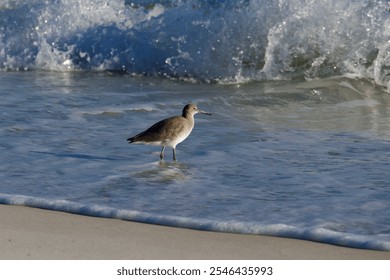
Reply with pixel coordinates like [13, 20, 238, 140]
[1, 0, 390, 251]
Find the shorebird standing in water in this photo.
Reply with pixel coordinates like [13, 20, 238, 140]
[127, 104, 211, 162]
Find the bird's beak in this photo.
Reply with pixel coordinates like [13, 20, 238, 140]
[199, 109, 211, 115]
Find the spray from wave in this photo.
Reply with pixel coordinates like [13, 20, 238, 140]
[1, 0, 389, 88]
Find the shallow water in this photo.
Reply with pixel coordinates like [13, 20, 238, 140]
[1, 71, 390, 250]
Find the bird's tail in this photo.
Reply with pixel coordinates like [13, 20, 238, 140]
[127, 137, 134, 143]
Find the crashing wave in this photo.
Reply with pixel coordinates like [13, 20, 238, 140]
[0, 0, 389, 88]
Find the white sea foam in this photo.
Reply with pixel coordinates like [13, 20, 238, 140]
[0, 0, 389, 90]
[1, 193, 389, 251]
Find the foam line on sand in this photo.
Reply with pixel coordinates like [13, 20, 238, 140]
[1, 205, 389, 260]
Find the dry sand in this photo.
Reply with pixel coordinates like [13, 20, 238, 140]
[1, 204, 389, 260]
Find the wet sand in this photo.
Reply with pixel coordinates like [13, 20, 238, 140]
[1, 204, 389, 260]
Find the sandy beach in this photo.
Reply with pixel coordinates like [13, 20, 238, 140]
[0, 204, 389, 260]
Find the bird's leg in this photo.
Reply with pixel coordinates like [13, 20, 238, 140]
[160, 146, 165, 161]
[173, 148, 177, 162]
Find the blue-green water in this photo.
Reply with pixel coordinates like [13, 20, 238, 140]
[1, 72, 390, 250]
